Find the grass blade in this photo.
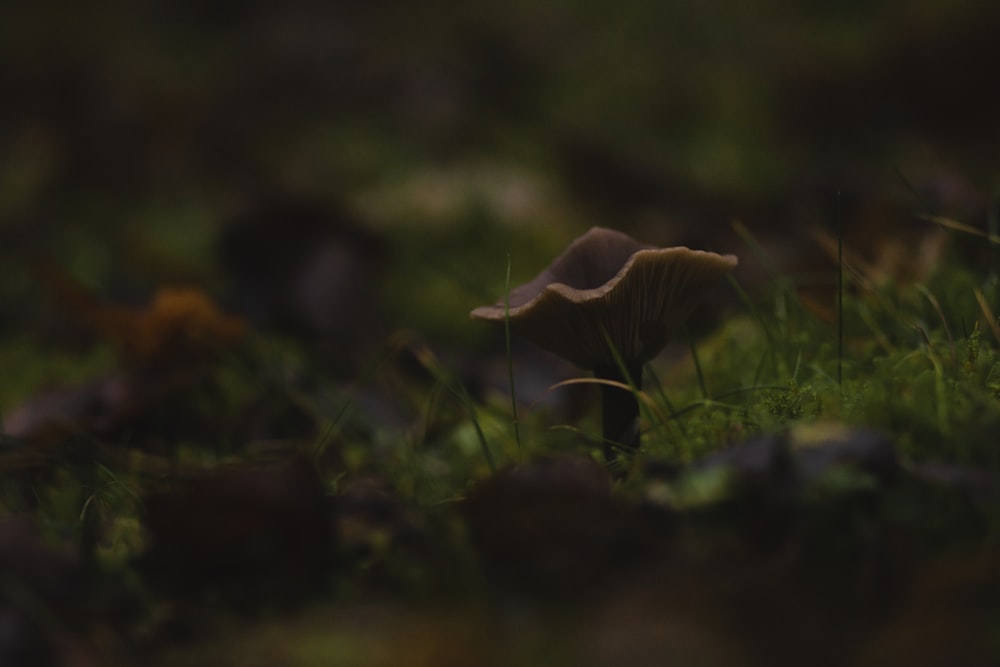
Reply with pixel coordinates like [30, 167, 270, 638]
[504, 252, 521, 456]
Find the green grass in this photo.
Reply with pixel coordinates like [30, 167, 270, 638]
[3, 218, 1000, 665]
[6, 221, 999, 518]
[3, 2, 999, 661]
[629, 245, 1000, 470]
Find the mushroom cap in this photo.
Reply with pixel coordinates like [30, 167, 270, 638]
[471, 227, 738, 371]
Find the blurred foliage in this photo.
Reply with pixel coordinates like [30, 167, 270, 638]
[3, 0, 1000, 664]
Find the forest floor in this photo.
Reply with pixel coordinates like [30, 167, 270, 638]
[2, 2, 1000, 665]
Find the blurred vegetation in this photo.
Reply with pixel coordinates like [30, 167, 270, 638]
[2, 1, 1000, 665]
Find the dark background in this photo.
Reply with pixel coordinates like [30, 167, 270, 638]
[2, 0, 998, 345]
[2, 3, 1000, 665]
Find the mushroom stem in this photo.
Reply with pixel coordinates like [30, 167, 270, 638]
[595, 361, 643, 464]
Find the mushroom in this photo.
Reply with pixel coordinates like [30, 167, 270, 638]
[471, 226, 737, 463]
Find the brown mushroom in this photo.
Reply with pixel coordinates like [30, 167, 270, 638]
[471, 227, 737, 463]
